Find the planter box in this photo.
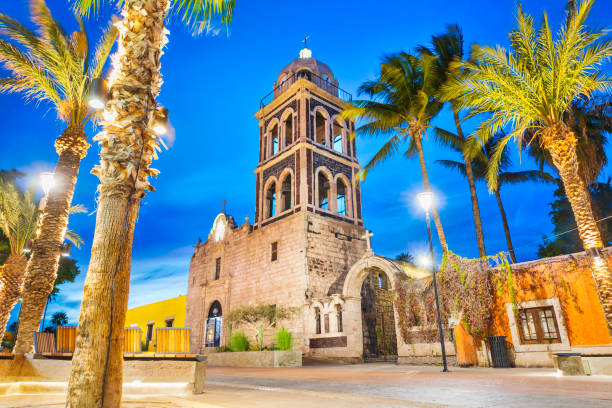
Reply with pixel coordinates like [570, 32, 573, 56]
[207, 350, 301, 367]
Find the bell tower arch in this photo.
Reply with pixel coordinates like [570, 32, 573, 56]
[254, 47, 363, 229]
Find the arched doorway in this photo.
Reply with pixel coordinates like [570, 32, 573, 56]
[342, 255, 403, 360]
[361, 268, 398, 358]
[205, 301, 223, 347]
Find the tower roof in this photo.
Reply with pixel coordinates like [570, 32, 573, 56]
[275, 48, 337, 87]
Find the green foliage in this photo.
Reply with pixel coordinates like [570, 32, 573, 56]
[228, 332, 249, 352]
[50, 257, 81, 300]
[0, 179, 38, 255]
[395, 252, 415, 264]
[445, 0, 612, 190]
[275, 328, 293, 351]
[0, 0, 118, 126]
[226, 304, 296, 350]
[537, 179, 612, 257]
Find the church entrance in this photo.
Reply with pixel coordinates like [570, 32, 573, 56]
[205, 301, 223, 347]
[360, 268, 398, 359]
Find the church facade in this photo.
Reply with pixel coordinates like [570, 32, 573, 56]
[184, 48, 428, 362]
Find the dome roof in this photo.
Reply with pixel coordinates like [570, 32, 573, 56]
[275, 48, 337, 87]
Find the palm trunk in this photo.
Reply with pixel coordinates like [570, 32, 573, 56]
[452, 106, 486, 258]
[414, 131, 448, 252]
[67, 0, 169, 406]
[13, 126, 88, 355]
[494, 188, 517, 263]
[542, 125, 612, 331]
[0, 253, 28, 342]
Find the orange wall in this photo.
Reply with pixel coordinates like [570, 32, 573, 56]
[490, 253, 612, 347]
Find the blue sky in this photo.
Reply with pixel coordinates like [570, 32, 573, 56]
[3, 0, 611, 325]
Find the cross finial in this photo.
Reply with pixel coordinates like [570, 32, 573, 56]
[197, 237, 202, 245]
[362, 230, 374, 252]
[221, 200, 226, 213]
[302, 35, 309, 48]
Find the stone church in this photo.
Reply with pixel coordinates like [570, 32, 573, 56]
[185, 47, 428, 362]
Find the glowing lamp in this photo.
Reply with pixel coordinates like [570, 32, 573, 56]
[88, 78, 108, 110]
[152, 107, 169, 136]
[587, 247, 603, 261]
[23, 239, 33, 253]
[40, 172, 56, 196]
[61, 242, 71, 257]
[416, 254, 432, 269]
[417, 191, 434, 211]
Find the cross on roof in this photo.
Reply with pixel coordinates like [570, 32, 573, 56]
[362, 230, 374, 252]
[302, 35, 309, 48]
[222, 199, 226, 213]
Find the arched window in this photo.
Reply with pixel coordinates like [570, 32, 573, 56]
[266, 181, 276, 218]
[333, 119, 344, 153]
[315, 111, 327, 146]
[337, 178, 347, 216]
[335, 304, 343, 332]
[271, 124, 279, 155]
[283, 114, 293, 146]
[206, 301, 223, 347]
[318, 172, 330, 210]
[281, 174, 292, 211]
[297, 69, 311, 80]
[315, 307, 321, 334]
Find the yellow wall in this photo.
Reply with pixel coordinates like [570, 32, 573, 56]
[124, 295, 187, 351]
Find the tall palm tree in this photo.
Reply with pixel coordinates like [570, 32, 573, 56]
[437, 133, 553, 263]
[0, 180, 37, 343]
[68, 1, 234, 405]
[0, 0, 117, 356]
[420, 25, 487, 259]
[342, 52, 448, 251]
[446, 0, 612, 328]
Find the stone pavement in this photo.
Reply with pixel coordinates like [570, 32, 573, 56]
[2, 363, 612, 407]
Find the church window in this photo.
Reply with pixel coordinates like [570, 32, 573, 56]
[318, 172, 330, 210]
[283, 114, 293, 146]
[337, 179, 347, 216]
[336, 304, 343, 332]
[271, 242, 278, 262]
[266, 181, 277, 218]
[165, 317, 174, 327]
[333, 119, 343, 153]
[315, 308, 321, 334]
[215, 257, 221, 280]
[281, 174, 292, 211]
[271, 124, 279, 155]
[315, 111, 327, 146]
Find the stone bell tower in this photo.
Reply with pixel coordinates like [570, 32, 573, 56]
[253, 46, 363, 229]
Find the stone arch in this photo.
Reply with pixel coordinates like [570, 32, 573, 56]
[266, 118, 281, 157]
[312, 105, 330, 146]
[278, 168, 295, 213]
[280, 108, 296, 148]
[262, 176, 279, 219]
[330, 114, 347, 154]
[342, 255, 403, 298]
[314, 166, 333, 211]
[334, 173, 352, 217]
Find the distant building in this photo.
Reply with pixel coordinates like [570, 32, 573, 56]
[125, 295, 186, 351]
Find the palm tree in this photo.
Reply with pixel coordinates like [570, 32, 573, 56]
[50, 311, 69, 328]
[0, 0, 117, 356]
[342, 52, 448, 251]
[0, 180, 37, 343]
[446, 0, 612, 328]
[437, 134, 553, 263]
[68, 0, 234, 405]
[420, 25, 487, 259]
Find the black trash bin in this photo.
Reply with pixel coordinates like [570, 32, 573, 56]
[487, 336, 512, 368]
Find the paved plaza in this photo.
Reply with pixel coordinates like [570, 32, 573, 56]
[2, 363, 612, 407]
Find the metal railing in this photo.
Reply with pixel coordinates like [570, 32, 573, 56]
[260, 71, 352, 108]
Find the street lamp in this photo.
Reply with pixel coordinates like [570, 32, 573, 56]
[416, 191, 449, 372]
[88, 78, 108, 110]
[40, 172, 56, 196]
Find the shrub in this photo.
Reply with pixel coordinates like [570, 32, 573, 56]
[276, 328, 293, 351]
[229, 332, 250, 352]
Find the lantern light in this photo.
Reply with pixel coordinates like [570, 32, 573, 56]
[417, 191, 434, 211]
[61, 242, 71, 258]
[23, 239, 33, 253]
[40, 172, 56, 196]
[152, 107, 169, 136]
[88, 78, 108, 110]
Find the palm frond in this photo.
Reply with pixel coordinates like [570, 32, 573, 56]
[436, 159, 467, 178]
[357, 134, 401, 181]
[172, 0, 235, 32]
[498, 170, 556, 185]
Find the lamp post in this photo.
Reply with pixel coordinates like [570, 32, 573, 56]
[417, 191, 449, 372]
